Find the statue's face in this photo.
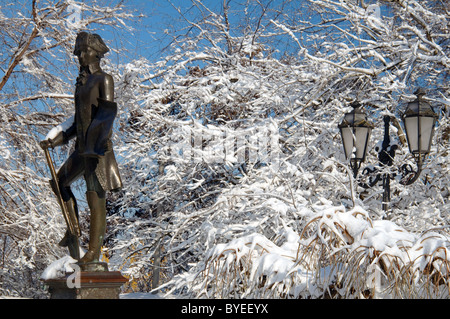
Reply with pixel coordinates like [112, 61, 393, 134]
[76, 45, 98, 67]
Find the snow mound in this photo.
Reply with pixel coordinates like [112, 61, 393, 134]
[40, 256, 78, 280]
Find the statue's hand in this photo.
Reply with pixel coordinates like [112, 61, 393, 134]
[40, 131, 65, 149]
[40, 139, 52, 149]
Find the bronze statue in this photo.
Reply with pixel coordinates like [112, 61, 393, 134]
[40, 32, 122, 269]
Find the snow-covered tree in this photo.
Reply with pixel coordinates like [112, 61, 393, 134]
[108, 0, 449, 298]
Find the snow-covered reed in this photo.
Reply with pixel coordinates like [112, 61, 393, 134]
[163, 206, 449, 299]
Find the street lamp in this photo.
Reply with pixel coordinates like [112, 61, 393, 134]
[338, 102, 374, 178]
[338, 89, 438, 212]
[402, 88, 438, 170]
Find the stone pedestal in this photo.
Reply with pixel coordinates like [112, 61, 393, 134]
[44, 264, 128, 299]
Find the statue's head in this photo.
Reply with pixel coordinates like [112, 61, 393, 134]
[73, 32, 109, 65]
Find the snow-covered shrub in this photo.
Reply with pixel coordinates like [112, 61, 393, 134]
[162, 206, 449, 299]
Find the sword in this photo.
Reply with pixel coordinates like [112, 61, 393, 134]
[43, 146, 81, 237]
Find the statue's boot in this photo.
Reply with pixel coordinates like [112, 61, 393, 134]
[58, 198, 79, 247]
[79, 191, 106, 264]
[58, 230, 80, 260]
[58, 198, 80, 260]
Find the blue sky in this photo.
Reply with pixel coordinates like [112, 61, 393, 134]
[100, 0, 230, 62]
[95, 0, 306, 63]
[0, 0, 306, 65]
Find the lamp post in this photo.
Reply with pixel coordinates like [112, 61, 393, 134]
[338, 89, 438, 212]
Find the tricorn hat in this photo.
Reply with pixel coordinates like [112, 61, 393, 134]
[73, 32, 109, 58]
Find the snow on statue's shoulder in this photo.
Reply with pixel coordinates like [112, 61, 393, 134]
[40, 255, 78, 280]
[45, 115, 74, 140]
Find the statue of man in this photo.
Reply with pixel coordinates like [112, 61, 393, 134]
[40, 32, 122, 267]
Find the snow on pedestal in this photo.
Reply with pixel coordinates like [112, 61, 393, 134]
[41, 256, 128, 299]
[41, 256, 78, 280]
